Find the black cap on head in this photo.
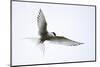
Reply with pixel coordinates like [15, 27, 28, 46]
[52, 32, 56, 36]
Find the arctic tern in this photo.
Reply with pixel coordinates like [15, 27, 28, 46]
[37, 9, 83, 46]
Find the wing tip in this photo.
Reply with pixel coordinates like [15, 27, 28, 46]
[37, 8, 42, 20]
[39, 8, 42, 14]
[72, 43, 84, 46]
[79, 43, 84, 44]
[40, 8, 42, 11]
[76, 42, 84, 46]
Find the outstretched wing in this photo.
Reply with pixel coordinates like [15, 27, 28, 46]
[37, 9, 47, 36]
[48, 36, 84, 46]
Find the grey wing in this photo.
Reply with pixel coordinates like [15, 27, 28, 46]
[37, 9, 47, 36]
[48, 36, 84, 46]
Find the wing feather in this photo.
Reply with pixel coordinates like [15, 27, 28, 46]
[37, 9, 47, 36]
[48, 36, 84, 46]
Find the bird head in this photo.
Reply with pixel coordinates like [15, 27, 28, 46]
[47, 32, 56, 37]
[52, 32, 56, 36]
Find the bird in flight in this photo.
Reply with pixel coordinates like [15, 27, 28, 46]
[37, 9, 84, 46]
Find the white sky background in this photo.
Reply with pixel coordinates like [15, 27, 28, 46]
[12, 1, 95, 65]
